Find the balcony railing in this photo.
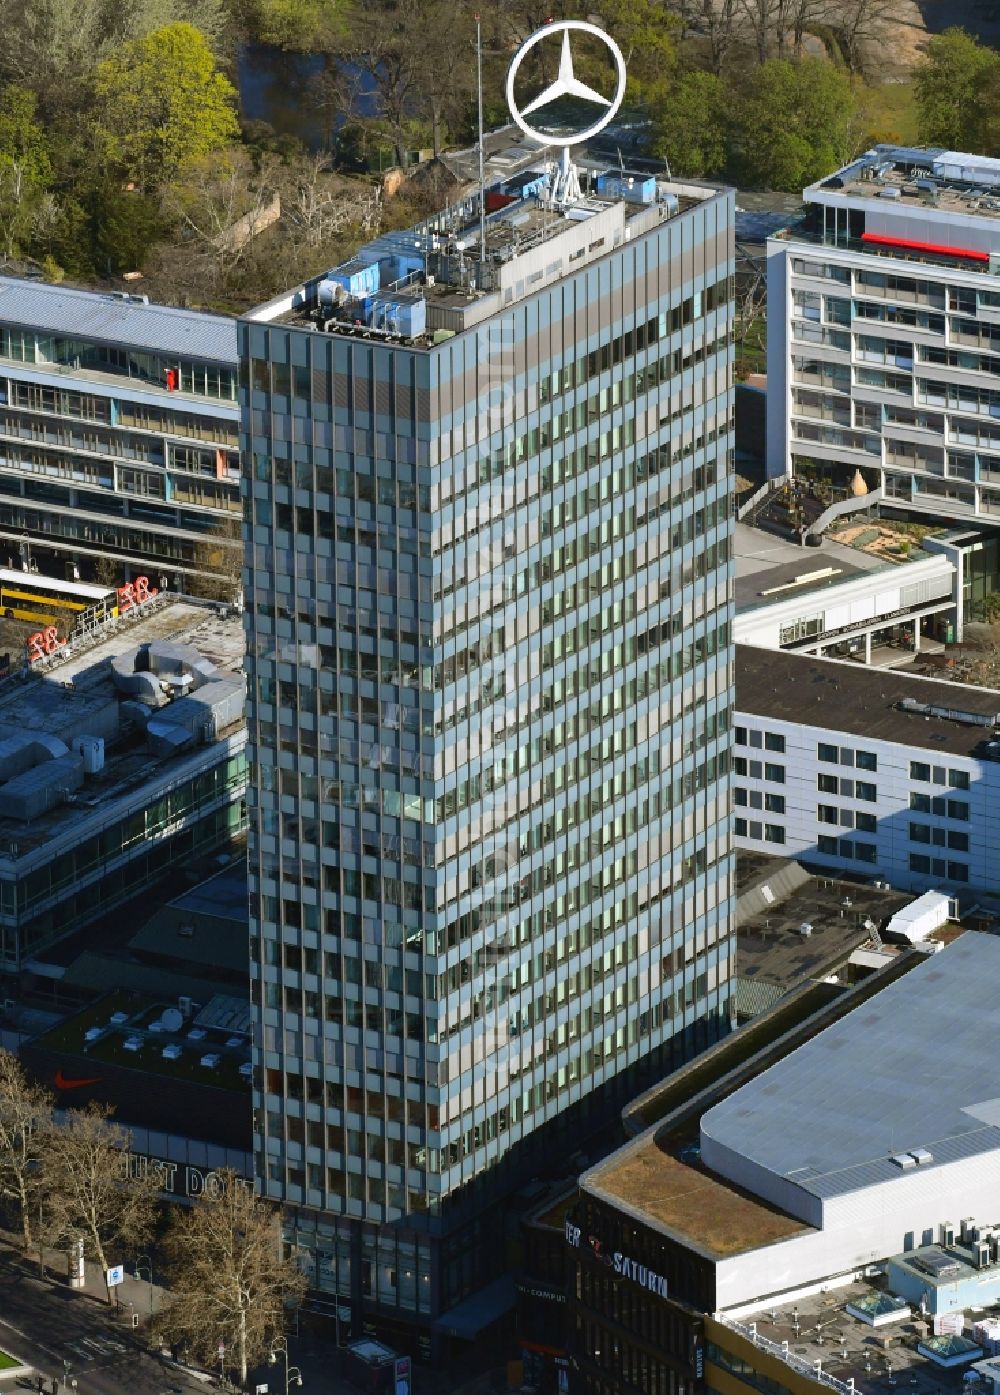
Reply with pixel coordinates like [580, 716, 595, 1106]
[713, 1314, 859, 1395]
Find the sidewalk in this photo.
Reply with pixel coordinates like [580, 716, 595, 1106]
[0, 1227, 509, 1395]
[18, 1238, 168, 1335]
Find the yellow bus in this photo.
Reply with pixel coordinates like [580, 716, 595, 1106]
[0, 568, 115, 630]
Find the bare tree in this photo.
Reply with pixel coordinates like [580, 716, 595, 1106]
[833, 0, 897, 73]
[287, 154, 383, 249]
[39, 1103, 159, 1302]
[407, 0, 477, 157]
[162, 1172, 307, 1387]
[735, 0, 773, 63]
[330, 0, 478, 169]
[163, 150, 282, 288]
[701, 0, 741, 74]
[775, 0, 833, 54]
[0, 1049, 52, 1254]
[184, 524, 244, 604]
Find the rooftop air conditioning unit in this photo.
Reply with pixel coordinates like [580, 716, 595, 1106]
[178, 996, 193, 1018]
[941, 1222, 955, 1247]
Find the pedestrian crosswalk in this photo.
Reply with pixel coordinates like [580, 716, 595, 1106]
[60, 1335, 128, 1365]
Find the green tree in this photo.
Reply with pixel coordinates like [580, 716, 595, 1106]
[245, 0, 343, 48]
[593, 0, 679, 108]
[0, 0, 114, 119]
[92, 22, 240, 189]
[0, 0, 230, 112]
[27, 192, 92, 277]
[90, 184, 163, 275]
[0, 86, 53, 260]
[729, 59, 857, 191]
[915, 28, 1000, 152]
[977, 67, 1000, 156]
[650, 70, 727, 178]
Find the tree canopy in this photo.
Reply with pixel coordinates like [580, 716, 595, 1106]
[650, 70, 728, 179]
[92, 22, 240, 188]
[729, 57, 857, 190]
[915, 28, 1000, 154]
[0, 86, 55, 261]
[247, 0, 343, 49]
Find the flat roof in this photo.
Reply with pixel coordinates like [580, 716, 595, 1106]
[249, 125, 725, 346]
[737, 854, 912, 993]
[712, 1279, 983, 1392]
[804, 145, 1000, 222]
[0, 276, 237, 364]
[0, 601, 244, 855]
[736, 644, 1000, 758]
[890, 1243, 998, 1289]
[32, 987, 251, 1091]
[734, 523, 887, 612]
[128, 865, 248, 977]
[595, 1135, 809, 1258]
[701, 932, 1000, 1202]
[438, 121, 663, 188]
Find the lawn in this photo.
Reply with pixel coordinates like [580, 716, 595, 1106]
[0, 1350, 22, 1370]
[860, 79, 920, 146]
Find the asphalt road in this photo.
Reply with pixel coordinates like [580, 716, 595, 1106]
[0, 1252, 207, 1395]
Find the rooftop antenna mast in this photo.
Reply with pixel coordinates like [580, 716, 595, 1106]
[476, 12, 487, 261]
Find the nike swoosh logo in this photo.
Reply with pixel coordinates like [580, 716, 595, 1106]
[54, 1070, 101, 1090]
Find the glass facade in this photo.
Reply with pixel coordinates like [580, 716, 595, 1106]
[0, 318, 240, 585]
[0, 746, 247, 968]
[242, 184, 737, 1335]
[569, 1189, 713, 1395]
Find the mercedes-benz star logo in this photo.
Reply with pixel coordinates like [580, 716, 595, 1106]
[506, 20, 627, 148]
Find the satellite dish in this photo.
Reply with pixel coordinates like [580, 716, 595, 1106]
[161, 1007, 184, 1033]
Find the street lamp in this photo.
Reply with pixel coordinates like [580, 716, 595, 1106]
[269, 1336, 303, 1394]
[134, 1253, 155, 1327]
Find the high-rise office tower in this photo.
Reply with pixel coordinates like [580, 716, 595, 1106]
[241, 23, 736, 1354]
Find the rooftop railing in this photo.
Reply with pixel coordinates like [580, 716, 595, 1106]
[714, 1313, 860, 1395]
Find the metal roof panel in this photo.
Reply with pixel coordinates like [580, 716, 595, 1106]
[0, 277, 237, 365]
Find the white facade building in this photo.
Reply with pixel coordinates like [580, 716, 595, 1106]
[735, 546, 959, 656]
[766, 146, 1000, 524]
[583, 930, 1000, 1317]
[702, 932, 1000, 1308]
[734, 644, 1000, 894]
